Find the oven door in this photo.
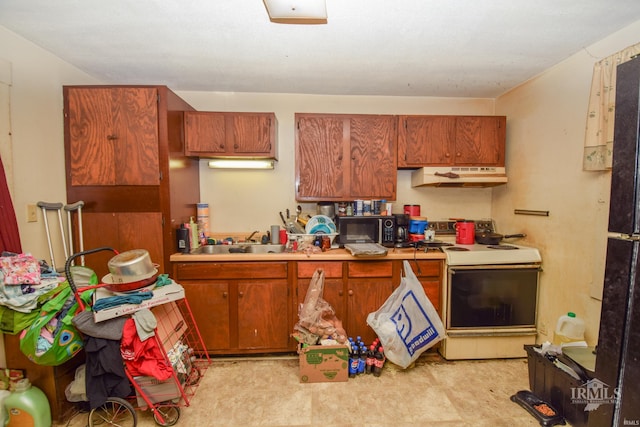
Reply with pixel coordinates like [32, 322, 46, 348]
[446, 264, 540, 331]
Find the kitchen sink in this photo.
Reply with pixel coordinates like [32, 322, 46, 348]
[191, 244, 285, 254]
[246, 244, 286, 254]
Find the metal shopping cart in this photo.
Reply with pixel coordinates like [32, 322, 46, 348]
[64, 247, 211, 426]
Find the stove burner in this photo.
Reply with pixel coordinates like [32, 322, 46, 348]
[487, 244, 519, 250]
[446, 246, 470, 251]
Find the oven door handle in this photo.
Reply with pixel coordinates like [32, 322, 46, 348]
[449, 264, 542, 271]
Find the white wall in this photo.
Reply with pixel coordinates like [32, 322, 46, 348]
[176, 91, 497, 233]
[2, 16, 640, 363]
[494, 21, 640, 344]
[0, 25, 100, 365]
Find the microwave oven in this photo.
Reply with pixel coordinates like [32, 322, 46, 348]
[336, 215, 396, 247]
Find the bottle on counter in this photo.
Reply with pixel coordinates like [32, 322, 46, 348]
[176, 224, 190, 253]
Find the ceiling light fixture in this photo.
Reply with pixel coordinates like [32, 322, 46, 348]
[208, 159, 275, 170]
[263, 0, 327, 24]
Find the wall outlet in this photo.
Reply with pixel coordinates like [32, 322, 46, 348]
[27, 204, 38, 222]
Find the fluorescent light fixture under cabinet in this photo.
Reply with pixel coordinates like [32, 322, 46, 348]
[208, 159, 275, 170]
[263, 0, 327, 23]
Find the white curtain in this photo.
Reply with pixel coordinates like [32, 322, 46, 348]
[583, 42, 640, 171]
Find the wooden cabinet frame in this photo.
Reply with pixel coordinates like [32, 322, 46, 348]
[173, 259, 442, 355]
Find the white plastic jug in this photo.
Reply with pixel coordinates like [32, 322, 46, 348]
[553, 312, 585, 345]
[4, 379, 51, 427]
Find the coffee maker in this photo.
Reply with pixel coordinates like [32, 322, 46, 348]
[393, 213, 409, 245]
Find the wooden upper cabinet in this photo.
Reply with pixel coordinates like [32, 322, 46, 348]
[67, 87, 160, 186]
[295, 113, 397, 201]
[397, 115, 506, 168]
[184, 111, 277, 158]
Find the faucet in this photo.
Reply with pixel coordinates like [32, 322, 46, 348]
[245, 230, 259, 242]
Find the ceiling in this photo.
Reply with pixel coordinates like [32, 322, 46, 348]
[2, 1, 640, 98]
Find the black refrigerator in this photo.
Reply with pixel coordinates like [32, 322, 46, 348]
[589, 55, 640, 427]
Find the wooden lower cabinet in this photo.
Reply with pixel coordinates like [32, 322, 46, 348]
[296, 261, 345, 324]
[402, 259, 443, 315]
[174, 258, 442, 355]
[346, 260, 396, 344]
[173, 261, 292, 354]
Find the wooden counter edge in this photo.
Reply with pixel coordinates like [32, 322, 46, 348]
[170, 248, 446, 262]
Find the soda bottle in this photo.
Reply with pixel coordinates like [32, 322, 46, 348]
[373, 346, 385, 377]
[365, 344, 375, 374]
[358, 344, 367, 374]
[348, 344, 359, 378]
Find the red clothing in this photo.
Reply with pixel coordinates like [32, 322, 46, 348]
[120, 318, 172, 381]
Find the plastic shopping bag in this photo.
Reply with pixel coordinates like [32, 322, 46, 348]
[19, 275, 95, 366]
[366, 260, 445, 369]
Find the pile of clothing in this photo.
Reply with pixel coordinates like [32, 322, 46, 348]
[0, 252, 66, 336]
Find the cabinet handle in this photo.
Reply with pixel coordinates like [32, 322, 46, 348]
[238, 291, 244, 297]
[106, 134, 118, 141]
[348, 290, 353, 296]
[456, 152, 461, 157]
[254, 329, 258, 337]
[220, 144, 225, 149]
[222, 292, 228, 298]
[445, 152, 451, 158]
[234, 144, 239, 149]
[339, 290, 343, 296]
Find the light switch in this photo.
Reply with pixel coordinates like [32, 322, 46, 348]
[27, 204, 37, 222]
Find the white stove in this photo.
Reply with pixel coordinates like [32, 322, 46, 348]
[442, 243, 542, 266]
[428, 219, 542, 360]
[427, 219, 541, 265]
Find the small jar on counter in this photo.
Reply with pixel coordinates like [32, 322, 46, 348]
[363, 200, 372, 216]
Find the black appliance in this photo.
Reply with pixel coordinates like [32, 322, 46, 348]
[589, 55, 640, 426]
[336, 215, 396, 247]
[393, 213, 409, 244]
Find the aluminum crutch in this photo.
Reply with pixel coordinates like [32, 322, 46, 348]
[37, 201, 68, 271]
[64, 201, 85, 266]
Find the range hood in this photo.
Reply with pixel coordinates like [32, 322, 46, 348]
[411, 166, 508, 187]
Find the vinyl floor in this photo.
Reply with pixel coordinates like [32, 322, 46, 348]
[55, 351, 548, 427]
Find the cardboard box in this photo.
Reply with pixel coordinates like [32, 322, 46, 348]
[298, 344, 349, 383]
[93, 282, 185, 322]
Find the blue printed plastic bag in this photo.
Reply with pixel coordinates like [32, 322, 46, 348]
[366, 260, 445, 368]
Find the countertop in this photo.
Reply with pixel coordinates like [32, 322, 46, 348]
[170, 247, 446, 262]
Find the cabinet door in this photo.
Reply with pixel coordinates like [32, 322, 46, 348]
[231, 114, 275, 156]
[402, 260, 442, 315]
[184, 111, 226, 155]
[80, 212, 164, 278]
[349, 115, 397, 199]
[237, 279, 290, 349]
[346, 261, 394, 344]
[182, 281, 231, 351]
[67, 87, 159, 186]
[296, 261, 345, 327]
[454, 116, 506, 166]
[397, 116, 456, 167]
[295, 115, 347, 200]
